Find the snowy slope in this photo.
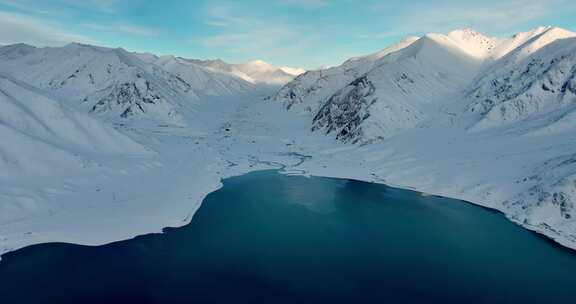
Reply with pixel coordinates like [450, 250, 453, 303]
[445, 28, 499, 59]
[0, 73, 147, 183]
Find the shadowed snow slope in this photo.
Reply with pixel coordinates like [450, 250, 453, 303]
[0, 74, 148, 180]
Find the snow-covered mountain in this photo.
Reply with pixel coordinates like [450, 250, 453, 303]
[0, 43, 196, 125]
[312, 33, 484, 143]
[0, 43, 293, 125]
[189, 58, 303, 85]
[134, 54, 256, 96]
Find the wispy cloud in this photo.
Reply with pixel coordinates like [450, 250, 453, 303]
[199, 2, 316, 64]
[61, 0, 120, 13]
[0, 11, 95, 46]
[200, 27, 307, 54]
[204, 4, 255, 28]
[84, 22, 160, 37]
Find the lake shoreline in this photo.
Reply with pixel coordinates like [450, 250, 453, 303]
[2, 167, 576, 264]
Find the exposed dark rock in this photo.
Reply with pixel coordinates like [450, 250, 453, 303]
[312, 76, 376, 143]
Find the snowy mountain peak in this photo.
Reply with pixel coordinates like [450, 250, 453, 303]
[447, 28, 493, 41]
[63, 42, 108, 52]
[0, 42, 37, 59]
[446, 28, 499, 58]
[512, 26, 553, 39]
[343, 36, 419, 66]
[177, 57, 302, 85]
[151, 54, 255, 97]
[280, 67, 306, 76]
[401, 33, 483, 64]
[448, 27, 482, 35]
[541, 26, 575, 36]
[488, 26, 575, 60]
[485, 26, 576, 64]
[245, 59, 271, 66]
[398, 35, 421, 44]
[2, 42, 35, 49]
[232, 60, 302, 85]
[237, 59, 278, 73]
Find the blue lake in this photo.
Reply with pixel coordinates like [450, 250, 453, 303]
[1, 170, 575, 303]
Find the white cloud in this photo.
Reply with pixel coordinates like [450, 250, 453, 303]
[84, 22, 159, 37]
[0, 11, 95, 46]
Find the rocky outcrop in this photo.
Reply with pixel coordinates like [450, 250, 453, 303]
[312, 76, 375, 143]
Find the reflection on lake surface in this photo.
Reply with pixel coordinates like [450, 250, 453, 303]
[1, 170, 575, 303]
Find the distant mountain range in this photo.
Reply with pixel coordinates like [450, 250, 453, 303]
[0, 42, 304, 125]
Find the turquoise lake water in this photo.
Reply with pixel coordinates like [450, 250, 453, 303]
[1, 170, 575, 303]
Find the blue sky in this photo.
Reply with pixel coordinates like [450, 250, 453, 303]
[0, 0, 575, 69]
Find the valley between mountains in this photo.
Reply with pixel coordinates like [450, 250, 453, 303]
[1, 26, 576, 257]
